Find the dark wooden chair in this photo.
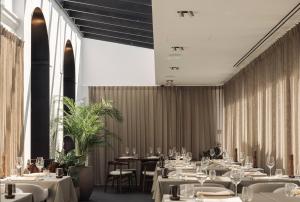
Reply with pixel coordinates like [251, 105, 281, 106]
[104, 161, 133, 192]
[115, 158, 138, 190]
[141, 161, 157, 192]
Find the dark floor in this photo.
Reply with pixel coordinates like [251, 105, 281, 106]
[86, 186, 153, 202]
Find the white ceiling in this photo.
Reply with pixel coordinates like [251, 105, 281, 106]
[152, 0, 300, 86]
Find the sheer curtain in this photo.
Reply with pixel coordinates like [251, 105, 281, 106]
[0, 26, 24, 177]
[224, 23, 300, 171]
[89, 86, 223, 184]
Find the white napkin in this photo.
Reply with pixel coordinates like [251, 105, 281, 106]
[23, 173, 45, 177]
[196, 190, 233, 196]
[202, 197, 242, 202]
[9, 176, 38, 181]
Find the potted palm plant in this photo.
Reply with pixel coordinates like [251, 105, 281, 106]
[60, 97, 122, 200]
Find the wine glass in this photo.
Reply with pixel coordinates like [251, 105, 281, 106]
[245, 156, 253, 169]
[230, 169, 243, 196]
[241, 187, 253, 202]
[16, 156, 23, 175]
[149, 147, 153, 156]
[132, 147, 136, 157]
[209, 148, 215, 159]
[196, 169, 208, 201]
[125, 147, 130, 156]
[209, 169, 216, 181]
[266, 156, 275, 177]
[36, 157, 44, 172]
[157, 147, 161, 156]
[169, 149, 174, 159]
[186, 152, 192, 164]
[239, 152, 245, 166]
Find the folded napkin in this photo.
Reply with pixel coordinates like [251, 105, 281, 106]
[147, 156, 159, 159]
[200, 197, 242, 202]
[196, 190, 234, 197]
[23, 173, 45, 177]
[244, 171, 267, 177]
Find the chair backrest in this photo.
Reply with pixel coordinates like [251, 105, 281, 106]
[248, 182, 289, 193]
[141, 161, 157, 172]
[107, 161, 129, 173]
[16, 183, 48, 202]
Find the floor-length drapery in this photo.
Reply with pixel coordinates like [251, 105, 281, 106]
[0, 26, 24, 177]
[89, 86, 223, 184]
[224, 23, 300, 171]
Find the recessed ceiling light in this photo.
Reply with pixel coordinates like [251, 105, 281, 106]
[169, 66, 179, 71]
[171, 46, 184, 52]
[166, 80, 174, 86]
[177, 11, 194, 17]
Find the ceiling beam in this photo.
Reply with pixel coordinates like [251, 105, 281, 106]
[69, 11, 153, 31]
[80, 26, 153, 43]
[64, 0, 152, 16]
[84, 32, 153, 49]
[63, 1, 152, 24]
[75, 19, 153, 38]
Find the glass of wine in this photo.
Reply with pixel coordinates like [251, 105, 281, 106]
[266, 156, 275, 177]
[230, 169, 243, 196]
[36, 157, 44, 172]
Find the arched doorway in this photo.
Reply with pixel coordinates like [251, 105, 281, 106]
[63, 40, 75, 101]
[31, 8, 50, 159]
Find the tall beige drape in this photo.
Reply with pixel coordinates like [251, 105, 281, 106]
[224, 23, 300, 171]
[0, 26, 24, 177]
[89, 86, 223, 184]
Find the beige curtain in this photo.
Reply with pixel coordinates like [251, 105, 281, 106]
[89, 86, 223, 184]
[0, 26, 24, 177]
[224, 23, 300, 171]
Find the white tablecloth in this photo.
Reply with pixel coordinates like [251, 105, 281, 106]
[162, 193, 300, 202]
[1, 193, 33, 202]
[1, 175, 77, 202]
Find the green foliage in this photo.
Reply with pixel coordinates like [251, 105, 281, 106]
[57, 97, 122, 161]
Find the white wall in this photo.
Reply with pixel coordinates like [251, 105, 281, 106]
[1, 0, 82, 161]
[78, 38, 156, 101]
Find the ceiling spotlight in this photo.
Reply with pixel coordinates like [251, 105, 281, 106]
[171, 46, 184, 52]
[177, 11, 194, 17]
[169, 66, 179, 70]
[166, 80, 174, 86]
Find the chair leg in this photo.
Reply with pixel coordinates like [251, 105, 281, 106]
[142, 175, 146, 192]
[134, 172, 137, 190]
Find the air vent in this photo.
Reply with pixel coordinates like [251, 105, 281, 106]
[177, 11, 194, 17]
[171, 46, 184, 52]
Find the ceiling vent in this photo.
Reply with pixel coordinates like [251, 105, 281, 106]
[171, 46, 184, 52]
[177, 11, 194, 17]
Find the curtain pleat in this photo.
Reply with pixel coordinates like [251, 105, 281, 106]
[224, 23, 300, 172]
[89, 86, 223, 185]
[0, 26, 24, 177]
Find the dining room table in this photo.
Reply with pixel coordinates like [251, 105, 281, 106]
[0, 193, 33, 202]
[162, 193, 300, 202]
[0, 173, 77, 202]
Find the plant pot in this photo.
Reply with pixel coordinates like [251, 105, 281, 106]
[69, 166, 94, 201]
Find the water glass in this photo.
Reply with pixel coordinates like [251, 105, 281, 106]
[132, 147, 136, 156]
[239, 152, 245, 165]
[245, 156, 253, 169]
[275, 169, 283, 177]
[209, 148, 215, 158]
[209, 169, 216, 180]
[180, 184, 194, 199]
[241, 187, 253, 202]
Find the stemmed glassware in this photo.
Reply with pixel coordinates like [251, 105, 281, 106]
[230, 169, 243, 196]
[16, 156, 23, 176]
[125, 147, 130, 156]
[209, 170, 216, 181]
[266, 156, 275, 177]
[36, 157, 44, 172]
[157, 147, 161, 156]
[132, 147, 136, 157]
[186, 152, 192, 164]
[169, 149, 174, 159]
[209, 148, 215, 159]
[239, 152, 245, 166]
[196, 168, 208, 201]
[241, 187, 253, 202]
